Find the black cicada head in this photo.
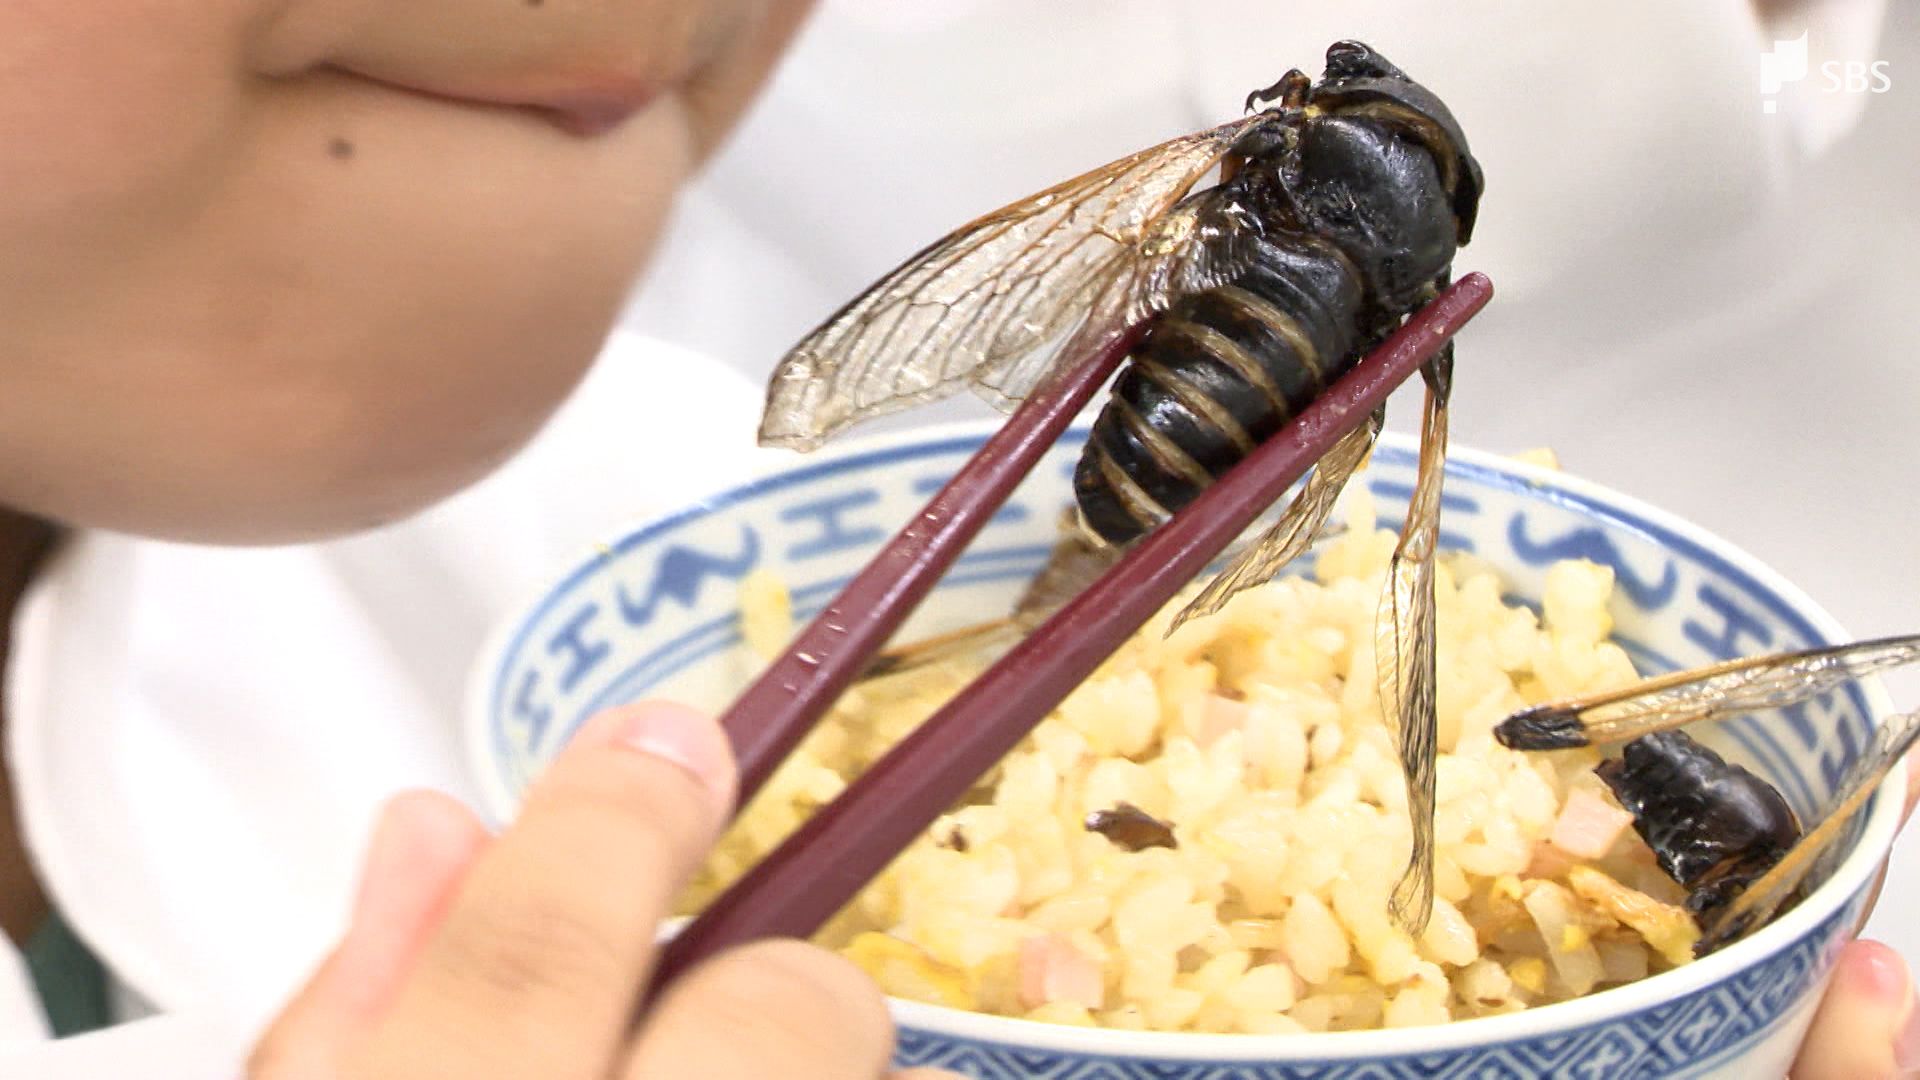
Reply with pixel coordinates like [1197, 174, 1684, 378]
[1244, 41, 1482, 314]
[1311, 41, 1483, 246]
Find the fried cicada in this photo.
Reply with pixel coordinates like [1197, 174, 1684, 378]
[1495, 632, 1920, 953]
[759, 41, 1483, 933]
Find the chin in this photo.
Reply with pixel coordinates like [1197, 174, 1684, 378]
[23, 357, 588, 547]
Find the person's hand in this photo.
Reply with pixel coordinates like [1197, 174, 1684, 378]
[1791, 752, 1920, 1080]
[249, 701, 955, 1080]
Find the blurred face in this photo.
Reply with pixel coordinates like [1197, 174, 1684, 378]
[0, 0, 809, 542]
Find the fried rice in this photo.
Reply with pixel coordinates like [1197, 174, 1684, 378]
[683, 488, 1697, 1033]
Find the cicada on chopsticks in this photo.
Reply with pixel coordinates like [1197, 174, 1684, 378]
[758, 40, 1484, 933]
[1494, 632, 1920, 954]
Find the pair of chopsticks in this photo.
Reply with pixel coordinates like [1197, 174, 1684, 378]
[644, 273, 1495, 1000]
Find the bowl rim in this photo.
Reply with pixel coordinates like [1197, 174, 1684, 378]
[461, 419, 1903, 1059]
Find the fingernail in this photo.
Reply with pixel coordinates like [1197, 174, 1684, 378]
[580, 701, 736, 803]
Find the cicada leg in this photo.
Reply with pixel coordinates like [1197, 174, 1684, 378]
[1167, 408, 1382, 632]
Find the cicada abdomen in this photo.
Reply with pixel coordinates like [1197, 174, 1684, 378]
[1074, 238, 1367, 542]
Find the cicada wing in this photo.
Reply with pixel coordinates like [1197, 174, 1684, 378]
[967, 183, 1275, 412]
[1495, 633, 1920, 751]
[1697, 710, 1920, 953]
[1378, 347, 1452, 934]
[862, 510, 1123, 681]
[1014, 509, 1125, 621]
[1167, 408, 1382, 633]
[857, 619, 1023, 682]
[759, 113, 1288, 449]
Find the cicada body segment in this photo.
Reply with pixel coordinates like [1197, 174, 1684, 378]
[1595, 732, 1801, 921]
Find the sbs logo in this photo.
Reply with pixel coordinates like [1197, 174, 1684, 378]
[1760, 31, 1892, 114]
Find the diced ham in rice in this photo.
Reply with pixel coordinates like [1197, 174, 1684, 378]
[1549, 788, 1636, 859]
[1019, 933, 1106, 1010]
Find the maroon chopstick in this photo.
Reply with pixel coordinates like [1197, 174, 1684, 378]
[722, 324, 1146, 806]
[647, 273, 1494, 998]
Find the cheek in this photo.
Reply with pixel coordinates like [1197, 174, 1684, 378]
[1, 74, 694, 544]
[16, 326, 603, 545]
[277, 335, 602, 529]
[0, 4, 248, 235]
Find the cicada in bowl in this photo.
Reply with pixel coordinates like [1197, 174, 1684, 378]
[758, 40, 1483, 933]
[1496, 632, 1920, 954]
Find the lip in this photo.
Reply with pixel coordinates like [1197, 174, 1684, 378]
[502, 82, 663, 137]
[349, 67, 665, 137]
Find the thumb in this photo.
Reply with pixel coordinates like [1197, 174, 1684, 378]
[248, 790, 490, 1079]
[1791, 940, 1919, 1080]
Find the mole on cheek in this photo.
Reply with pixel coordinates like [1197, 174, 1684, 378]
[327, 137, 355, 160]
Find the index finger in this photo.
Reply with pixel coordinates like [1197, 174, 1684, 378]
[363, 701, 734, 1080]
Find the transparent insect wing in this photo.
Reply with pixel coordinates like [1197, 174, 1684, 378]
[1015, 509, 1126, 619]
[860, 510, 1120, 681]
[1495, 633, 1920, 751]
[857, 619, 1021, 682]
[758, 112, 1286, 450]
[1377, 347, 1453, 933]
[1135, 186, 1277, 313]
[1697, 709, 1920, 953]
[864, 477, 1366, 679]
[1168, 407, 1382, 632]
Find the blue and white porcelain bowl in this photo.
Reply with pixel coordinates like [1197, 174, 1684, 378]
[464, 422, 1903, 1080]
